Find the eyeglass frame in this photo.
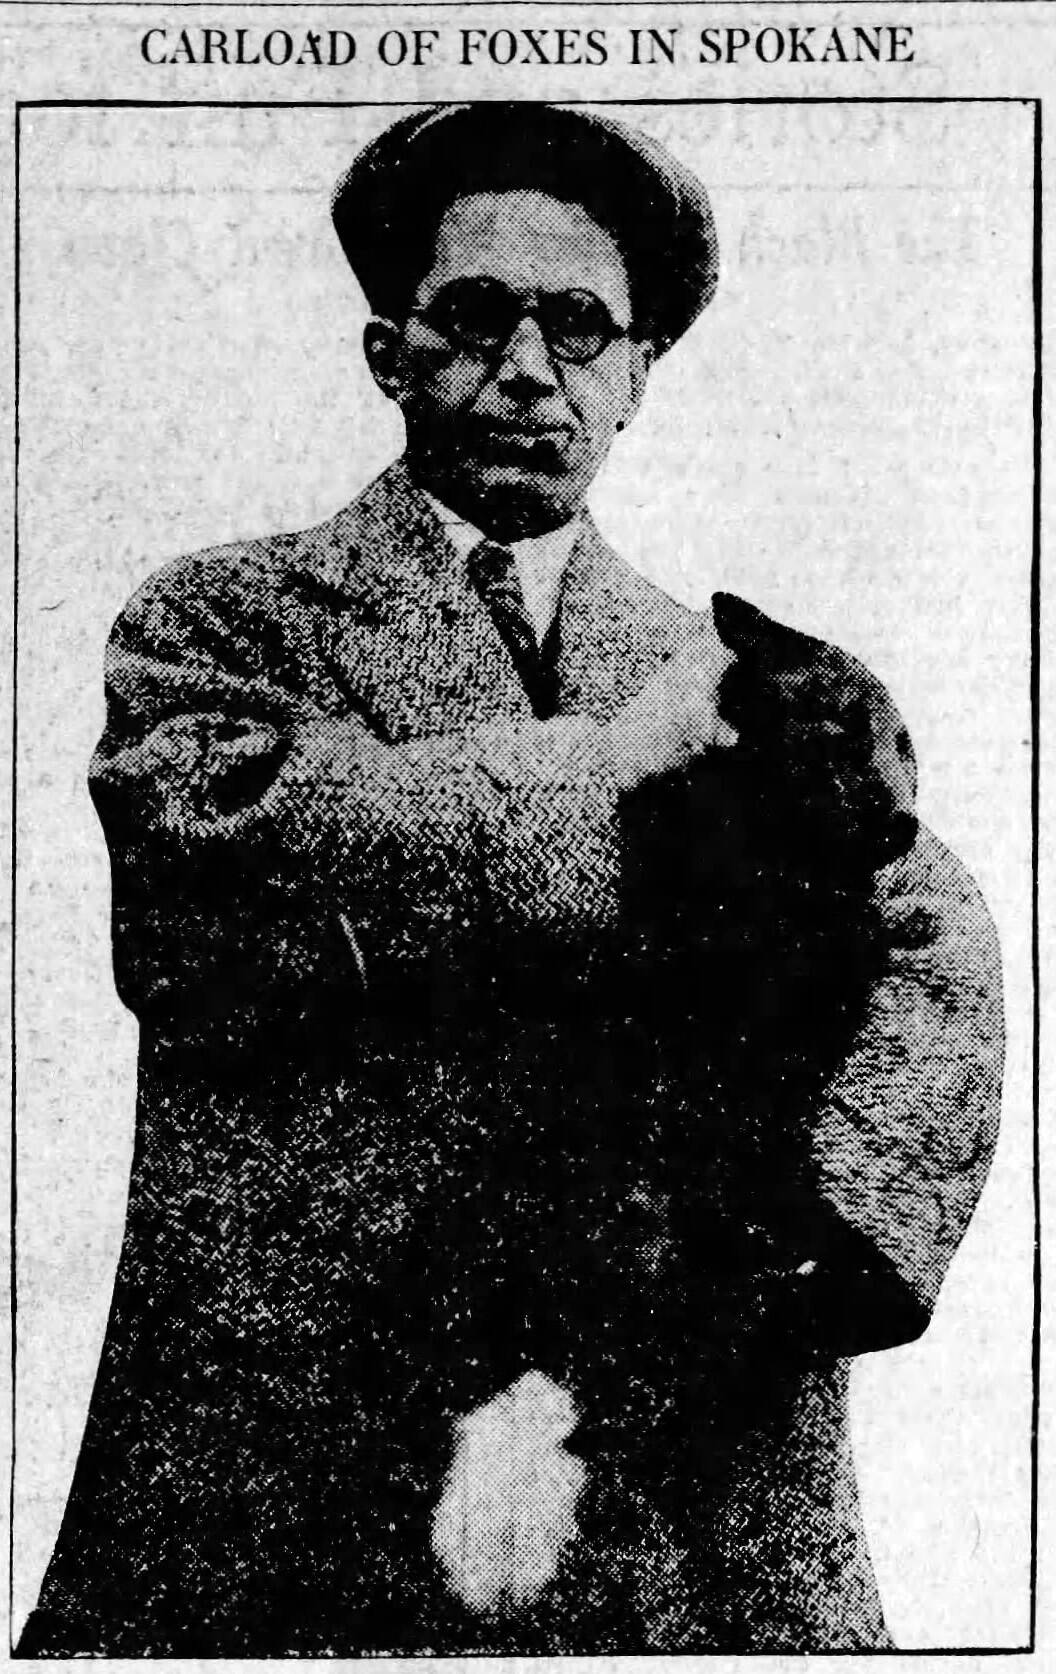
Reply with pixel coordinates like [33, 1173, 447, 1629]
[406, 276, 633, 368]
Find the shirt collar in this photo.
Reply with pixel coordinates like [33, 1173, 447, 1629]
[420, 490, 579, 569]
[422, 490, 583, 642]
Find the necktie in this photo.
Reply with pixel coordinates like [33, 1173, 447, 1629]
[467, 540, 560, 719]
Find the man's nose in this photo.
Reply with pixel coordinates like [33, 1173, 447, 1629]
[496, 315, 560, 392]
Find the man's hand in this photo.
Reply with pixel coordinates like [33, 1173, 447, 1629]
[603, 633, 739, 793]
[711, 591, 918, 879]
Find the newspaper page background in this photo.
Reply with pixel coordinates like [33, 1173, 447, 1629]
[0, 2, 1049, 1663]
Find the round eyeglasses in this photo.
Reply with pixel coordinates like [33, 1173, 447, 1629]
[411, 276, 630, 367]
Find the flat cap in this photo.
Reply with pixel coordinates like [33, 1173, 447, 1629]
[331, 103, 719, 356]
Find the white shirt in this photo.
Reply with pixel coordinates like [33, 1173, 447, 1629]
[423, 491, 582, 645]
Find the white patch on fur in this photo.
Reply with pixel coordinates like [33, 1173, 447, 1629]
[431, 1369, 586, 1615]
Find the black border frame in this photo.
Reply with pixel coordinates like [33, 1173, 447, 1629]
[9, 93, 1042, 1659]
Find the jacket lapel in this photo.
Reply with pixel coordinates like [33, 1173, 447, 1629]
[294, 459, 532, 742]
[556, 517, 693, 723]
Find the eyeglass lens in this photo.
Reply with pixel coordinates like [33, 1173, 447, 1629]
[418, 277, 624, 365]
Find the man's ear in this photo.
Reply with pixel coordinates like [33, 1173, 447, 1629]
[363, 317, 408, 402]
[616, 339, 653, 433]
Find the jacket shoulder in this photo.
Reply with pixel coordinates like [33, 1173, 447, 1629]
[111, 497, 367, 641]
[111, 459, 435, 643]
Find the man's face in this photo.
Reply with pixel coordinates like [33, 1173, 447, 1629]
[366, 190, 651, 538]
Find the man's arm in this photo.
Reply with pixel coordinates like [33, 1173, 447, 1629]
[700, 823, 1004, 1362]
[804, 824, 1004, 1343]
[89, 550, 639, 1051]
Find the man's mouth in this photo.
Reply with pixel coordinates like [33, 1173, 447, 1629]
[485, 423, 571, 443]
[470, 422, 574, 466]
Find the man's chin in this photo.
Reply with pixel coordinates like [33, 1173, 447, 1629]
[465, 461, 584, 538]
[408, 441, 589, 538]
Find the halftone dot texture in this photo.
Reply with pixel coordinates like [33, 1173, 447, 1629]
[17, 461, 1003, 1656]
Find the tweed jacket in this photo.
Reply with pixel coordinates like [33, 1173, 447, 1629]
[19, 459, 1003, 1657]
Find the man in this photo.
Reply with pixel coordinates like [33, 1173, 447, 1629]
[18, 103, 1003, 1655]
